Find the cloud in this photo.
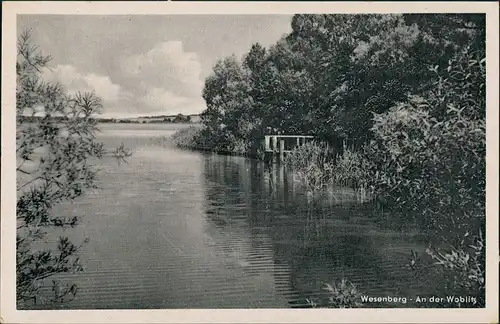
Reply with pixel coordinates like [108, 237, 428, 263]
[44, 65, 129, 103]
[122, 41, 204, 97]
[42, 40, 206, 117]
[119, 41, 205, 116]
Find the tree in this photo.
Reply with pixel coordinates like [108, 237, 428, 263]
[196, 14, 486, 157]
[16, 29, 130, 308]
[333, 14, 485, 147]
[200, 55, 254, 153]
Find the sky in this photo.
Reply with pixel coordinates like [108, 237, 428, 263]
[17, 15, 292, 118]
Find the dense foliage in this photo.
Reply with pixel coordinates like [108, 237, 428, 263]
[174, 13, 486, 307]
[16, 29, 130, 307]
[191, 14, 484, 154]
[367, 50, 485, 233]
[365, 42, 486, 305]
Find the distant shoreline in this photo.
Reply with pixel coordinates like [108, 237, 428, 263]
[17, 114, 202, 124]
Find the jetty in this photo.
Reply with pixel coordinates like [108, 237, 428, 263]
[262, 135, 315, 163]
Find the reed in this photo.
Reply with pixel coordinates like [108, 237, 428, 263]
[306, 278, 363, 308]
[284, 141, 371, 202]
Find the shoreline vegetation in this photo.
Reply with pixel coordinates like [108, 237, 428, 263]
[172, 14, 486, 308]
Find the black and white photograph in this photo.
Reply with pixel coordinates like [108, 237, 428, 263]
[1, 2, 499, 323]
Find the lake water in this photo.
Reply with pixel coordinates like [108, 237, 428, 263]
[28, 123, 435, 309]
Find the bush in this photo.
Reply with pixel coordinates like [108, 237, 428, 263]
[171, 125, 254, 157]
[284, 141, 332, 170]
[407, 227, 485, 307]
[284, 141, 372, 201]
[324, 279, 363, 308]
[366, 46, 485, 237]
[171, 126, 202, 149]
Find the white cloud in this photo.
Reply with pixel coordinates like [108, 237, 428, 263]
[42, 40, 207, 117]
[44, 65, 129, 103]
[122, 41, 204, 98]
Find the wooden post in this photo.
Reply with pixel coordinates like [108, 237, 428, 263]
[261, 139, 266, 162]
[272, 136, 278, 163]
[296, 137, 300, 147]
[264, 136, 270, 151]
[279, 140, 285, 163]
[278, 164, 285, 200]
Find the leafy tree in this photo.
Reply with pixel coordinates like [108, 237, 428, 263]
[242, 43, 272, 151]
[195, 13, 486, 161]
[16, 29, 130, 308]
[265, 14, 484, 149]
[337, 14, 485, 147]
[200, 55, 253, 153]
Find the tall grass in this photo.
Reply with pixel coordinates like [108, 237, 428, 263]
[332, 142, 371, 190]
[284, 141, 371, 201]
[283, 141, 333, 171]
[283, 141, 335, 195]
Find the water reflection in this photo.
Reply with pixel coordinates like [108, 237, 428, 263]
[200, 154, 429, 307]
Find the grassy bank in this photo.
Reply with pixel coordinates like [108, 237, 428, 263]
[170, 125, 263, 158]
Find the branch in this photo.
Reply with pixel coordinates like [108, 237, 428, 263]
[17, 176, 44, 191]
[18, 48, 43, 74]
[17, 168, 35, 175]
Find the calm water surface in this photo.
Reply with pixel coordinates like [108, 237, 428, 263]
[33, 123, 434, 309]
